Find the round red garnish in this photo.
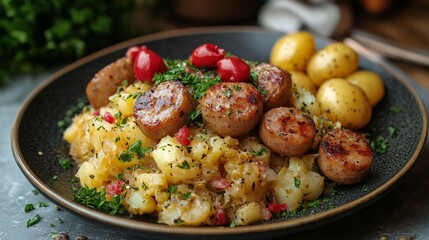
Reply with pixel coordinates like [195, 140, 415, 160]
[216, 208, 228, 225]
[217, 57, 250, 82]
[175, 125, 191, 146]
[103, 112, 115, 124]
[190, 43, 226, 68]
[126, 45, 148, 62]
[134, 47, 167, 83]
[267, 203, 287, 213]
[106, 180, 124, 196]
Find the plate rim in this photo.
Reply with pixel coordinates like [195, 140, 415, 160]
[11, 26, 428, 237]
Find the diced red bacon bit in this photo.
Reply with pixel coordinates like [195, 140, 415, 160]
[267, 203, 287, 213]
[106, 180, 125, 196]
[93, 110, 100, 116]
[175, 125, 191, 146]
[103, 112, 115, 124]
[262, 207, 273, 220]
[256, 161, 267, 173]
[216, 207, 228, 226]
[210, 178, 231, 191]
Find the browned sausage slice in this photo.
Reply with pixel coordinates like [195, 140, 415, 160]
[134, 81, 193, 140]
[251, 63, 292, 111]
[86, 57, 135, 108]
[259, 107, 316, 156]
[201, 82, 263, 138]
[317, 128, 373, 185]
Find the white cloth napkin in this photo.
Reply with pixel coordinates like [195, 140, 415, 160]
[258, 0, 340, 36]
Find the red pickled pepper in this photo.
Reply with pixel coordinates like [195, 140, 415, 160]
[190, 43, 226, 68]
[217, 57, 250, 82]
[133, 46, 167, 83]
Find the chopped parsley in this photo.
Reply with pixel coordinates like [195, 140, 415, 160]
[224, 88, 232, 98]
[169, 185, 177, 194]
[59, 158, 76, 170]
[388, 126, 397, 137]
[141, 182, 148, 190]
[72, 184, 126, 215]
[186, 109, 202, 125]
[294, 177, 301, 188]
[181, 192, 192, 200]
[153, 59, 221, 99]
[362, 184, 369, 192]
[39, 202, 49, 207]
[32, 189, 39, 195]
[390, 106, 403, 113]
[27, 214, 41, 227]
[370, 135, 389, 154]
[24, 203, 35, 212]
[177, 161, 190, 169]
[251, 147, 267, 156]
[118, 140, 153, 162]
[57, 97, 89, 132]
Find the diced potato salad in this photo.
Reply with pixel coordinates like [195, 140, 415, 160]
[64, 31, 383, 227]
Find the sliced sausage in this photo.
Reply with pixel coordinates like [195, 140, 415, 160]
[201, 82, 263, 137]
[317, 128, 373, 185]
[259, 107, 316, 157]
[86, 56, 136, 108]
[134, 81, 193, 140]
[251, 63, 292, 111]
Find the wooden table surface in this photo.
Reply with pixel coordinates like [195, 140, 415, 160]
[355, 0, 429, 90]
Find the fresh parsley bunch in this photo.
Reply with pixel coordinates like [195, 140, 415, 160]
[0, 0, 135, 87]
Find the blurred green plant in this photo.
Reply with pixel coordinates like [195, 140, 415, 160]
[0, 0, 138, 87]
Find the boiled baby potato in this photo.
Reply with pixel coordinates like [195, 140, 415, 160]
[347, 70, 385, 106]
[307, 43, 359, 86]
[290, 70, 317, 95]
[316, 78, 372, 130]
[270, 31, 316, 72]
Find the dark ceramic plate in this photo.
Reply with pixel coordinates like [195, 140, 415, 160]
[12, 27, 427, 240]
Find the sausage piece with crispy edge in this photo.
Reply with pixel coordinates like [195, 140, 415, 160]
[317, 128, 373, 185]
[134, 81, 193, 140]
[259, 107, 316, 157]
[252, 63, 292, 111]
[86, 56, 136, 108]
[201, 82, 263, 138]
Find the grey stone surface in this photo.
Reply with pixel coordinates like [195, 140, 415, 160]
[1, 71, 428, 240]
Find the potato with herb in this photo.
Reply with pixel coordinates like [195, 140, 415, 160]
[272, 155, 324, 211]
[152, 136, 202, 184]
[270, 31, 316, 72]
[316, 78, 372, 130]
[347, 70, 385, 106]
[307, 43, 359, 86]
[125, 171, 168, 215]
[290, 70, 317, 95]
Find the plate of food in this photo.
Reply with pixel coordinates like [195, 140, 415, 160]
[12, 26, 427, 239]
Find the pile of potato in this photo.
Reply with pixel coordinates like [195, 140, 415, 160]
[271, 31, 384, 130]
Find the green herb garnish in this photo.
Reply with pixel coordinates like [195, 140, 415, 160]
[251, 147, 267, 156]
[390, 106, 403, 113]
[59, 158, 76, 170]
[118, 140, 152, 162]
[169, 185, 177, 194]
[294, 177, 301, 188]
[177, 161, 190, 169]
[39, 202, 49, 207]
[72, 184, 126, 215]
[24, 204, 35, 212]
[370, 135, 389, 154]
[27, 214, 42, 227]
